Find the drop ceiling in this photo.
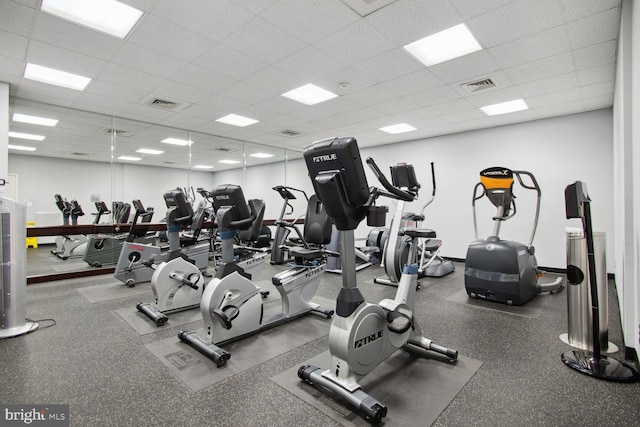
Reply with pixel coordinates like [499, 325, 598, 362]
[0, 0, 622, 169]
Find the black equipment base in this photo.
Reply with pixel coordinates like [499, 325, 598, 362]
[561, 350, 639, 383]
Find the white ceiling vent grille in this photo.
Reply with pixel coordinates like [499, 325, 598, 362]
[461, 78, 496, 93]
[148, 98, 179, 110]
[279, 129, 302, 137]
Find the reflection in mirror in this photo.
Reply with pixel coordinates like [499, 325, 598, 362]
[11, 98, 298, 281]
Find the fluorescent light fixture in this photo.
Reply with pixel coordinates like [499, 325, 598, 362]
[281, 84, 338, 105]
[193, 165, 213, 170]
[218, 159, 241, 164]
[24, 63, 91, 91]
[215, 114, 259, 127]
[249, 152, 275, 159]
[8, 144, 37, 152]
[8, 131, 45, 141]
[117, 155, 141, 161]
[41, 0, 143, 39]
[161, 137, 193, 146]
[480, 99, 529, 116]
[403, 24, 482, 67]
[379, 123, 417, 134]
[136, 148, 164, 155]
[12, 113, 58, 127]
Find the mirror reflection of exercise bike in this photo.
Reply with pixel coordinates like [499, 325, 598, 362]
[297, 137, 458, 425]
[270, 185, 310, 265]
[178, 184, 334, 367]
[374, 161, 454, 286]
[136, 189, 209, 326]
[464, 167, 563, 305]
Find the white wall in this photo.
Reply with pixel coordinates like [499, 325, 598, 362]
[11, 109, 613, 273]
[613, 0, 639, 360]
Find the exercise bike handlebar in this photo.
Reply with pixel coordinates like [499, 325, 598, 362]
[365, 157, 416, 202]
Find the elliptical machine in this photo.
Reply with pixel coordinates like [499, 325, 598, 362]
[297, 137, 458, 425]
[464, 167, 563, 305]
[374, 162, 454, 286]
[178, 184, 334, 367]
[270, 185, 310, 265]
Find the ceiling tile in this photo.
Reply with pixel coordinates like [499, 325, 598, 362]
[262, 0, 359, 43]
[218, 81, 275, 105]
[351, 49, 424, 84]
[381, 69, 443, 97]
[110, 43, 188, 79]
[559, 0, 621, 22]
[0, 1, 36, 37]
[577, 64, 615, 86]
[365, 0, 463, 45]
[150, 0, 255, 41]
[195, 44, 268, 80]
[275, 46, 346, 82]
[429, 51, 501, 84]
[406, 85, 460, 107]
[515, 72, 579, 98]
[488, 26, 571, 69]
[504, 52, 575, 85]
[98, 63, 165, 92]
[313, 19, 396, 67]
[26, 40, 108, 77]
[449, 0, 518, 19]
[221, 17, 306, 64]
[0, 30, 28, 60]
[171, 64, 237, 94]
[566, 7, 620, 49]
[573, 41, 617, 69]
[468, 0, 564, 48]
[127, 14, 213, 62]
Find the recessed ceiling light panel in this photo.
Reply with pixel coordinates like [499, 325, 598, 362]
[379, 123, 417, 134]
[24, 63, 91, 91]
[480, 99, 529, 116]
[41, 0, 143, 39]
[218, 159, 241, 164]
[215, 114, 259, 127]
[403, 24, 482, 67]
[118, 155, 141, 161]
[193, 165, 213, 169]
[281, 84, 338, 105]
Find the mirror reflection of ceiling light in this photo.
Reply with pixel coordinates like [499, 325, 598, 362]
[12, 113, 58, 127]
[8, 144, 37, 151]
[218, 159, 241, 164]
[249, 153, 274, 158]
[161, 137, 193, 146]
[40, 0, 143, 39]
[118, 155, 141, 161]
[136, 148, 164, 155]
[193, 165, 213, 169]
[9, 131, 45, 141]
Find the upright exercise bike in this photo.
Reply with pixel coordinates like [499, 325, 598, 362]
[178, 184, 334, 367]
[465, 167, 563, 305]
[297, 137, 458, 425]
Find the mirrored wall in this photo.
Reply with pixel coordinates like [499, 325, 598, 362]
[8, 98, 296, 279]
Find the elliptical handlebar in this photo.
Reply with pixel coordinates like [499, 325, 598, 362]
[365, 157, 416, 202]
[514, 170, 541, 246]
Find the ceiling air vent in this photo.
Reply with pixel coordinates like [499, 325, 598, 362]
[72, 152, 91, 156]
[148, 98, 179, 110]
[214, 147, 232, 152]
[279, 129, 302, 137]
[102, 128, 132, 137]
[461, 78, 496, 93]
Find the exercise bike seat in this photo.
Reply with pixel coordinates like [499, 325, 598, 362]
[289, 247, 323, 260]
[399, 228, 437, 239]
[422, 239, 442, 252]
[386, 310, 413, 334]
